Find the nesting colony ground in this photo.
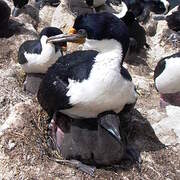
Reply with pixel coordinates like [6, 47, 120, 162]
[0, 0, 179, 179]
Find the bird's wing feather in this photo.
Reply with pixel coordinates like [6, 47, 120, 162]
[37, 50, 98, 116]
[18, 40, 42, 64]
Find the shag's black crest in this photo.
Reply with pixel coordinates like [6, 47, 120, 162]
[39, 27, 66, 50]
[13, 0, 29, 8]
[39, 27, 63, 38]
[73, 12, 130, 56]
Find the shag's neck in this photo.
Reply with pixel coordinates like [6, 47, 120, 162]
[83, 38, 123, 68]
[83, 38, 123, 53]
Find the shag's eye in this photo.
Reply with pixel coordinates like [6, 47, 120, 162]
[78, 29, 87, 36]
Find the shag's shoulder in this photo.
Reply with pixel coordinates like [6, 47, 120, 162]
[154, 52, 180, 80]
[46, 50, 98, 83]
[57, 50, 98, 65]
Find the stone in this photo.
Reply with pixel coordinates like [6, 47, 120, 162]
[7, 140, 16, 150]
[0, 100, 34, 137]
[152, 105, 180, 145]
[133, 75, 150, 91]
[24, 73, 44, 95]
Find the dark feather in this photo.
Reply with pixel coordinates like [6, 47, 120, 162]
[37, 50, 98, 117]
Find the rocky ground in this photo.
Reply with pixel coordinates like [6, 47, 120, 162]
[0, 0, 179, 179]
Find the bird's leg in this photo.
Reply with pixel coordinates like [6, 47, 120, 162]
[53, 159, 96, 176]
[48, 112, 71, 149]
[160, 96, 169, 109]
[48, 113, 64, 149]
[123, 145, 142, 171]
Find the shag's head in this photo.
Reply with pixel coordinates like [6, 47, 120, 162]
[47, 12, 129, 58]
[40, 27, 67, 53]
[12, 0, 29, 17]
[151, 0, 170, 14]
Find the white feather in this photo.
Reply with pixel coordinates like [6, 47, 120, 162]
[155, 56, 180, 94]
[113, 1, 128, 19]
[160, 0, 170, 14]
[61, 39, 137, 118]
[22, 35, 62, 74]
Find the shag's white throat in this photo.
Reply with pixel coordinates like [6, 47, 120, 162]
[22, 35, 62, 74]
[155, 57, 180, 94]
[61, 39, 137, 118]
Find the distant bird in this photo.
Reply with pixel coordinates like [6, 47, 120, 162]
[48, 110, 140, 175]
[35, 0, 60, 9]
[0, 0, 11, 37]
[38, 12, 137, 144]
[12, 0, 29, 17]
[18, 27, 67, 74]
[153, 5, 180, 32]
[121, 11, 149, 53]
[166, 5, 180, 32]
[152, 5, 180, 46]
[154, 52, 180, 107]
[12, 0, 60, 17]
[123, 0, 170, 22]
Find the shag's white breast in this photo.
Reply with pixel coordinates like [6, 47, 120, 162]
[155, 57, 180, 94]
[61, 51, 137, 118]
[22, 36, 61, 74]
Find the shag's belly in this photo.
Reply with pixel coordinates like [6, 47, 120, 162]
[61, 80, 137, 118]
